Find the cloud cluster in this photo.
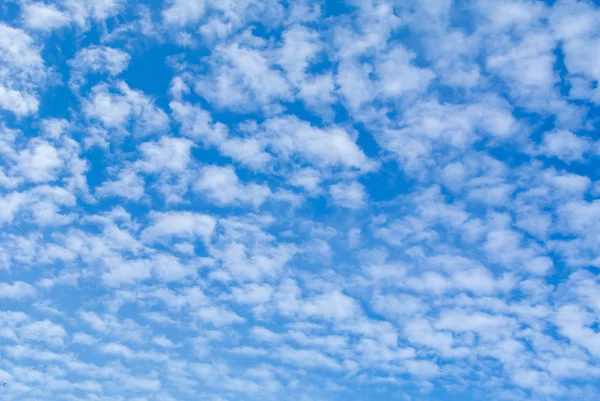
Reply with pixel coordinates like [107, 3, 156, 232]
[1, 1, 600, 401]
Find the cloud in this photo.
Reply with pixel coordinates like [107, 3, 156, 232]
[137, 136, 194, 173]
[376, 45, 435, 98]
[83, 81, 169, 137]
[69, 46, 131, 89]
[169, 100, 272, 167]
[162, 0, 206, 26]
[20, 320, 67, 346]
[260, 116, 375, 171]
[141, 211, 216, 244]
[194, 43, 291, 111]
[194, 165, 271, 207]
[540, 130, 592, 162]
[329, 181, 367, 209]
[96, 169, 145, 200]
[22, 3, 71, 32]
[0, 281, 37, 299]
[0, 23, 45, 116]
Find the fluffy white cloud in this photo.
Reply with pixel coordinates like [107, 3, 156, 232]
[20, 320, 67, 346]
[22, 3, 71, 32]
[376, 45, 435, 98]
[141, 211, 216, 244]
[137, 136, 194, 173]
[162, 0, 206, 26]
[69, 46, 131, 89]
[260, 116, 375, 171]
[0, 23, 45, 116]
[195, 165, 271, 207]
[195, 43, 291, 110]
[0, 281, 37, 299]
[329, 181, 367, 209]
[83, 82, 169, 137]
[96, 169, 145, 200]
[540, 130, 591, 162]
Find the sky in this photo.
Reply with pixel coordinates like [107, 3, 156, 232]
[0, 0, 600, 400]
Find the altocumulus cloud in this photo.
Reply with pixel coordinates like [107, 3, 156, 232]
[0, 1, 600, 401]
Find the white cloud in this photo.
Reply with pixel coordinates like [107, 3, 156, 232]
[229, 283, 273, 305]
[329, 181, 367, 209]
[162, 0, 206, 26]
[83, 82, 169, 136]
[289, 167, 322, 194]
[0, 185, 76, 226]
[404, 318, 464, 358]
[64, 0, 125, 27]
[152, 253, 194, 282]
[377, 97, 518, 171]
[102, 256, 152, 286]
[152, 335, 177, 348]
[0, 281, 37, 299]
[260, 116, 375, 171]
[169, 100, 271, 167]
[214, 237, 296, 282]
[22, 3, 71, 32]
[302, 290, 360, 321]
[0, 23, 45, 116]
[20, 320, 67, 346]
[141, 211, 216, 244]
[96, 169, 145, 201]
[540, 130, 591, 162]
[277, 346, 342, 371]
[194, 43, 291, 111]
[376, 45, 435, 98]
[551, 1, 600, 104]
[69, 46, 131, 89]
[194, 306, 244, 326]
[0, 23, 44, 69]
[0, 84, 40, 116]
[277, 25, 322, 84]
[194, 165, 271, 207]
[15, 140, 65, 182]
[137, 136, 194, 173]
[555, 304, 600, 357]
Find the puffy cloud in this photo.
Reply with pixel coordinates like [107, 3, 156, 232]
[329, 181, 367, 209]
[0, 85, 39, 116]
[377, 97, 519, 172]
[83, 81, 169, 137]
[289, 167, 322, 194]
[21, 3, 71, 32]
[194, 43, 291, 111]
[0, 23, 45, 116]
[68, 46, 131, 89]
[376, 45, 435, 98]
[169, 100, 271, 167]
[0, 185, 76, 225]
[277, 25, 322, 83]
[20, 320, 67, 346]
[194, 165, 271, 207]
[141, 211, 216, 244]
[96, 169, 146, 200]
[137, 136, 194, 173]
[540, 130, 592, 162]
[162, 0, 206, 26]
[0, 281, 37, 299]
[260, 116, 375, 171]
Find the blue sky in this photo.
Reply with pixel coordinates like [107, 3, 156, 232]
[0, 0, 600, 400]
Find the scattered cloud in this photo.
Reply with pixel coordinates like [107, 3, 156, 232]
[1, 1, 600, 401]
